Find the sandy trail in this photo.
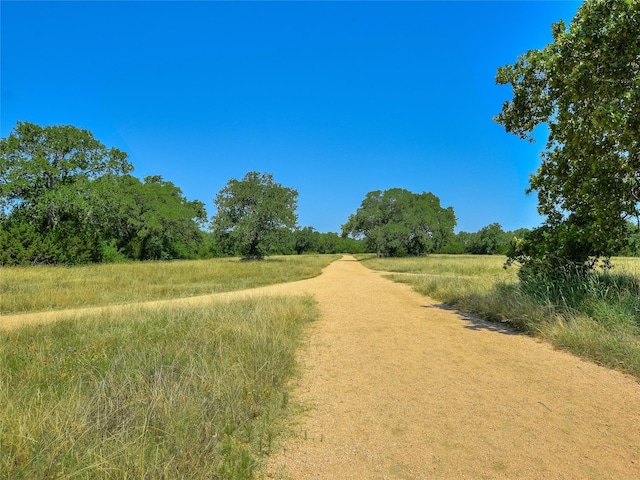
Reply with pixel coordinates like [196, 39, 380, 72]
[0, 275, 319, 331]
[263, 256, 640, 479]
[3, 256, 640, 478]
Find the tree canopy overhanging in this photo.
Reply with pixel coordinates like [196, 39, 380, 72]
[495, 0, 640, 272]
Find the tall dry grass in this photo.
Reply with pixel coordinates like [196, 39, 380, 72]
[358, 254, 640, 379]
[357, 254, 513, 278]
[357, 254, 516, 306]
[0, 296, 316, 478]
[1, 254, 339, 314]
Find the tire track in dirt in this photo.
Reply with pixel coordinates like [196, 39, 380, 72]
[3, 256, 640, 479]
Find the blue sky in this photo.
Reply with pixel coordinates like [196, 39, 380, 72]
[1, 0, 582, 234]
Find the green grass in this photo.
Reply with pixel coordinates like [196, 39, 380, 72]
[357, 254, 516, 308]
[0, 254, 339, 314]
[0, 296, 316, 479]
[356, 253, 514, 278]
[358, 254, 640, 379]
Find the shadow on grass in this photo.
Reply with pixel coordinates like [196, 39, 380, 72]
[423, 303, 521, 336]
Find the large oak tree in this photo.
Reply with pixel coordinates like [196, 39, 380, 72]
[495, 0, 640, 271]
[211, 172, 298, 259]
[342, 188, 456, 257]
[0, 121, 132, 221]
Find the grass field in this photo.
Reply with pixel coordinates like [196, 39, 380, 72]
[0, 254, 339, 315]
[357, 254, 516, 304]
[0, 296, 317, 479]
[358, 254, 640, 379]
[5, 252, 640, 477]
[0, 255, 340, 478]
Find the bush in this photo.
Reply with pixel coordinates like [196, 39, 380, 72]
[99, 239, 130, 263]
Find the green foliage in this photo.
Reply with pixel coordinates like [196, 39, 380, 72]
[342, 188, 456, 257]
[319, 231, 365, 254]
[0, 122, 207, 264]
[438, 241, 467, 254]
[293, 226, 317, 254]
[290, 228, 365, 255]
[99, 239, 130, 263]
[93, 175, 207, 261]
[448, 224, 529, 256]
[0, 220, 66, 265]
[467, 223, 508, 255]
[438, 230, 474, 254]
[621, 221, 640, 256]
[0, 122, 132, 264]
[0, 121, 132, 214]
[495, 0, 640, 271]
[0, 212, 99, 265]
[211, 172, 298, 259]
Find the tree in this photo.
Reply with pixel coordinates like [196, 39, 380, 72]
[439, 230, 473, 254]
[495, 0, 640, 272]
[0, 122, 207, 264]
[0, 122, 134, 264]
[0, 121, 132, 225]
[620, 220, 640, 256]
[342, 188, 456, 257]
[211, 172, 298, 259]
[468, 223, 508, 255]
[293, 226, 318, 255]
[92, 175, 207, 261]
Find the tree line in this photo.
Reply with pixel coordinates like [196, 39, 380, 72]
[5, 0, 639, 273]
[1, 121, 528, 265]
[0, 123, 368, 265]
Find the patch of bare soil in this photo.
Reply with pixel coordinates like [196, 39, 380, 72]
[4, 256, 640, 479]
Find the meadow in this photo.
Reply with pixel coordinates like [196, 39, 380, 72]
[5, 252, 640, 478]
[0, 255, 340, 478]
[358, 254, 640, 379]
[0, 254, 339, 314]
[1, 297, 315, 478]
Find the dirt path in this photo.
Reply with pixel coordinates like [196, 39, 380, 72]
[263, 256, 640, 479]
[3, 256, 640, 478]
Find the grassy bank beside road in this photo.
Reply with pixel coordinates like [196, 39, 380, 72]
[1, 254, 339, 315]
[0, 296, 316, 479]
[358, 254, 640, 379]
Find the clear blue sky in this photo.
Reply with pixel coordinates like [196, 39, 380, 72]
[1, 0, 582, 234]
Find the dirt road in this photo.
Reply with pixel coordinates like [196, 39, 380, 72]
[3, 256, 640, 478]
[263, 256, 640, 479]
